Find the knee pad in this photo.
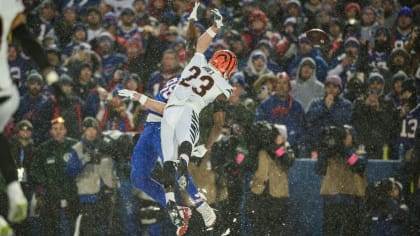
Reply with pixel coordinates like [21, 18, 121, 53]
[178, 141, 192, 156]
[162, 162, 176, 188]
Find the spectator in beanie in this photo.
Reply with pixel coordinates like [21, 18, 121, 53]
[352, 71, 399, 160]
[7, 43, 34, 94]
[306, 75, 352, 155]
[85, 7, 104, 41]
[385, 70, 408, 109]
[117, 7, 142, 41]
[54, 6, 79, 49]
[73, 63, 97, 101]
[14, 70, 54, 144]
[392, 6, 414, 49]
[62, 23, 89, 60]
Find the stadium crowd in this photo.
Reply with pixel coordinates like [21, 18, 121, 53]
[1, 0, 420, 235]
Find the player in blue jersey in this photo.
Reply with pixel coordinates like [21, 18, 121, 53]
[118, 2, 216, 235]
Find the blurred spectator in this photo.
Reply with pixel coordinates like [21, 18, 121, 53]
[274, 17, 299, 67]
[303, 0, 323, 32]
[27, 1, 57, 43]
[9, 119, 36, 202]
[54, 6, 79, 49]
[117, 7, 142, 41]
[30, 117, 79, 236]
[343, 2, 361, 27]
[84, 86, 109, 123]
[315, 125, 368, 235]
[65, 117, 120, 235]
[291, 57, 324, 111]
[306, 75, 352, 155]
[225, 30, 249, 70]
[72, 63, 97, 101]
[369, 27, 392, 74]
[146, 0, 168, 21]
[385, 70, 408, 109]
[328, 37, 363, 88]
[62, 23, 89, 60]
[382, 0, 398, 29]
[255, 72, 306, 156]
[388, 48, 412, 76]
[242, 49, 274, 100]
[85, 7, 103, 41]
[103, 0, 135, 17]
[7, 43, 34, 94]
[14, 70, 54, 144]
[248, 121, 295, 235]
[226, 72, 256, 145]
[326, 18, 344, 63]
[360, 6, 379, 48]
[51, 74, 86, 139]
[146, 49, 182, 97]
[285, 0, 305, 35]
[351, 72, 399, 160]
[392, 6, 414, 49]
[288, 34, 328, 82]
[96, 32, 128, 86]
[255, 39, 282, 74]
[253, 73, 276, 103]
[242, 9, 268, 50]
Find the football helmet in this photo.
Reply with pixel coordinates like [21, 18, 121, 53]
[209, 50, 238, 79]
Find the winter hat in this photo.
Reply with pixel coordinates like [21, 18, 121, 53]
[398, 6, 413, 18]
[344, 37, 360, 48]
[27, 70, 43, 85]
[345, 2, 361, 13]
[82, 117, 100, 131]
[368, 72, 384, 84]
[16, 120, 33, 131]
[325, 75, 343, 89]
[229, 72, 247, 88]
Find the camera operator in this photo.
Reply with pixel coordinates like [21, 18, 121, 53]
[316, 125, 368, 236]
[247, 121, 295, 235]
[65, 117, 120, 236]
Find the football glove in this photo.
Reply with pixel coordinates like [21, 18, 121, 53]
[188, 1, 200, 21]
[211, 9, 223, 28]
[0, 216, 13, 236]
[191, 144, 208, 158]
[118, 89, 137, 100]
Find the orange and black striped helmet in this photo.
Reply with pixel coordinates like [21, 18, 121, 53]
[209, 50, 238, 79]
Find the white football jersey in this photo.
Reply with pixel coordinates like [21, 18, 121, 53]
[167, 53, 233, 113]
[0, 0, 24, 90]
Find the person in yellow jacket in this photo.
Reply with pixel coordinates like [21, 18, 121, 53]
[316, 125, 368, 236]
[248, 121, 295, 235]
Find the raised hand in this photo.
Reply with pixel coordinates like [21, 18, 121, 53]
[211, 9, 223, 28]
[118, 89, 137, 100]
[188, 1, 200, 21]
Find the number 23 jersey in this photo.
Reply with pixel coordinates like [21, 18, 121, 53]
[166, 52, 233, 113]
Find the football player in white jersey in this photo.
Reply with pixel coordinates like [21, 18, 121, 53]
[160, 7, 238, 230]
[0, 1, 60, 235]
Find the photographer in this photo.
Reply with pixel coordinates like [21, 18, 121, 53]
[65, 117, 120, 236]
[247, 121, 295, 235]
[316, 125, 368, 236]
[211, 133, 248, 235]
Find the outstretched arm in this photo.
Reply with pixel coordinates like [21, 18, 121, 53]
[196, 9, 223, 54]
[118, 89, 166, 114]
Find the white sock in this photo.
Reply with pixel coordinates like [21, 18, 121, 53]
[166, 192, 175, 203]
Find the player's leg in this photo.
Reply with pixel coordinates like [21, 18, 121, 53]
[160, 107, 191, 234]
[130, 124, 166, 208]
[0, 86, 28, 225]
[174, 109, 217, 228]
